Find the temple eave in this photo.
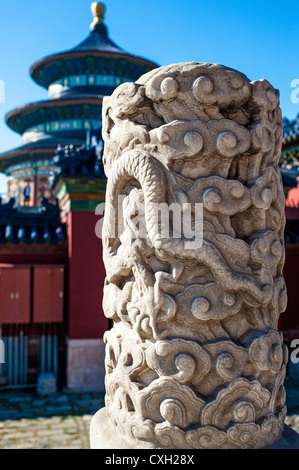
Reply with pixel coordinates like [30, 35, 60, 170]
[5, 97, 103, 134]
[0, 150, 56, 173]
[31, 50, 159, 88]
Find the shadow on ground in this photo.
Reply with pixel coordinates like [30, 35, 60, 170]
[0, 389, 105, 421]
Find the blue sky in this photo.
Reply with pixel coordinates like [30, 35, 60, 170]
[0, 0, 298, 192]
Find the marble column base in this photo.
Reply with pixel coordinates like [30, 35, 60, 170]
[90, 407, 299, 450]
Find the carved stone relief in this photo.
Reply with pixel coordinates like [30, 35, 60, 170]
[100, 62, 288, 449]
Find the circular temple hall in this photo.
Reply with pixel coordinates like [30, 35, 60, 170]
[0, 2, 157, 207]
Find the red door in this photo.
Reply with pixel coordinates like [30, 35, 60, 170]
[33, 266, 64, 323]
[0, 266, 31, 324]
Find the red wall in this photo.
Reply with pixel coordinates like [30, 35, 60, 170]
[67, 211, 108, 339]
[0, 248, 67, 265]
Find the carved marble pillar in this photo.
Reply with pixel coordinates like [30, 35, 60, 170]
[90, 62, 299, 449]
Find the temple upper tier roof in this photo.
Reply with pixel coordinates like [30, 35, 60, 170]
[30, 3, 158, 90]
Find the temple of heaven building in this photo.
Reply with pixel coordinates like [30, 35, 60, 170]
[0, 2, 158, 207]
[0, 3, 158, 391]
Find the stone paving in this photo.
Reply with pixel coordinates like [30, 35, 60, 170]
[0, 379, 298, 449]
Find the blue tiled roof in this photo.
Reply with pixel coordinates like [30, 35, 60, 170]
[283, 113, 299, 143]
[71, 22, 124, 55]
[50, 140, 106, 188]
[0, 198, 66, 245]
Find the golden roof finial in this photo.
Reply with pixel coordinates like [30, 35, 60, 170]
[91, 2, 106, 28]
